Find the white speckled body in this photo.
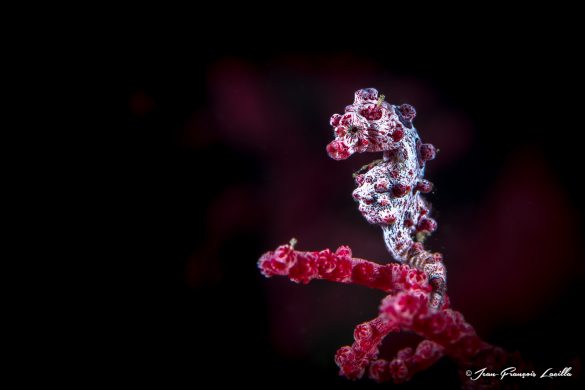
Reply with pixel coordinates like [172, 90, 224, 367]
[352, 123, 431, 262]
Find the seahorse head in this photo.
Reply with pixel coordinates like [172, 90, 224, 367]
[326, 88, 417, 161]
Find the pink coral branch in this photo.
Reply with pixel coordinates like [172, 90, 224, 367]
[334, 315, 399, 380]
[369, 340, 446, 383]
[259, 242, 519, 386]
[258, 242, 433, 295]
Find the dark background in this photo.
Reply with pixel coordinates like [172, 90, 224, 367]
[116, 23, 584, 388]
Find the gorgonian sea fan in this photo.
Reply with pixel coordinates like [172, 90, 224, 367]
[258, 88, 522, 387]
